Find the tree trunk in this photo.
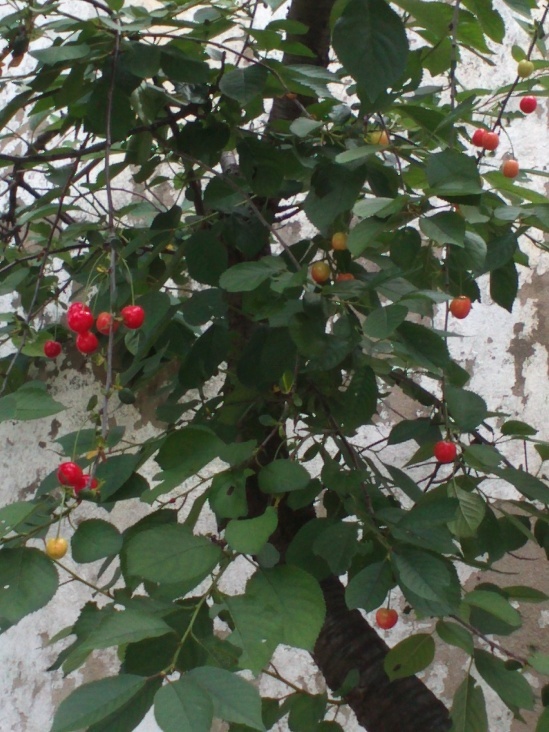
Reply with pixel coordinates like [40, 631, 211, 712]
[314, 577, 452, 732]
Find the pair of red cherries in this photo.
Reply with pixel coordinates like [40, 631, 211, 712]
[44, 303, 145, 358]
[57, 461, 98, 493]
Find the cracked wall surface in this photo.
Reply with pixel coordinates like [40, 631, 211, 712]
[1, 0, 549, 730]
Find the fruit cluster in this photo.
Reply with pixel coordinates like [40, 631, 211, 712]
[43, 303, 145, 358]
[57, 461, 98, 494]
[470, 59, 538, 179]
[310, 232, 356, 284]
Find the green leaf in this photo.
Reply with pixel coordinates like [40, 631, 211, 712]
[225, 507, 278, 555]
[392, 547, 460, 614]
[447, 483, 485, 538]
[225, 566, 325, 673]
[154, 678, 214, 732]
[124, 524, 221, 585]
[258, 460, 310, 494]
[289, 117, 324, 137]
[0, 500, 52, 539]
[0, 548, 58, 632]
[384, 633, 435, 681]
[286, 693, 327, 731]
[95, 454, 141, 501]
[503, 585, 548, 602]
[345, 561, 394, 612]
[188, 667, 265, 730]
[78, 609, 174, 653]
[529, 653, 549, 675]
[50, 675, 147, 732]
[341, 364, 378, 431]
[303, 163, 367, 232]
[71, 520, 123, 563]
[0, 381, 65, 422]
[185, 231, 229, 286]
[156, 426, 223, 474]
[501, 420, 538, 437]
[32, 43, 91, 65]
[490, 260, 518, 312]
[426, 150, 482, 199]
[397, 321, 451, 369]
[420, 212, 465, 247]
[537, 707, 549, 732]
[219, 65, 269, 104]
[451, 675, 489, 732]
[436, 620, 474, 655]
[445, 386, 488, 431]
[219, 258, 287, 292]
[313, 522, 359, 575]
[160, 47, 209, 83]
[363, 304, 408, 338]
[474, 649, 534, 711]
[333, 0, 408, 102]
[464, 590, 522, 628]
[493, 467, 549, 504]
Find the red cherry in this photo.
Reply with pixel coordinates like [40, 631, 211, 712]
[67, 302, 87, 314]
[96, 312, 119, 335]
[121, 305, 145, 330]
[376, 608, 398, 630]
[76, 331, 99, 354]
[336, 273, 355, 282]
[449, 296, 472, 319]
[482, 131, 499, 151]
[74, 474, 99, 493]
[434, 440, 457, 464]
[57, 461, 84, 487]
[502, 159, 519, 179]
[67, 306, 94, 333]
[519, 96, 537, 114]
[43, 340, 62, 358]
[471, 128, 486, 146]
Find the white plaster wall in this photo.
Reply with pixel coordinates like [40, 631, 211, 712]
[1, 1, 548, 731]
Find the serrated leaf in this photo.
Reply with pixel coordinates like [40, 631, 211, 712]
[363, 304, 408, 339]
[225, 507, 278, 555]
[451, 675, 489, 732]
[436, 620, 474, 655]
[124, 524, 221, 585]
[219, 65, 269, 104]
[493, 467, 549, 504]
[420, 211, 465, 247]
[384, 633, 435, 681]
[445, 386, 487, 431]
[50, 675, 148, 732]
[333, 0, 408, 102]
[77, 609, 174, 653]
[219, 258, 287, 292]
[188, 667, 265, 730]
[258, 460, 310, 494]
[71, 520, 123, 563]
[345, 561, 394, 612]
[474, 649, 534, 711]
[501, 420, 538, 437]
[313, 522, 359, 575]
[529, 653, 549, 675]
[447, 483, 485, 538]
[0, 381, 65, 422]
[464, 590, 522, 627]
[154, 678, 213, 732]
[0, 548, 58, 632]
[392, 547, 460, 614]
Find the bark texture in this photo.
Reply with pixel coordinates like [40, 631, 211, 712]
[314, 578, 452, 732]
